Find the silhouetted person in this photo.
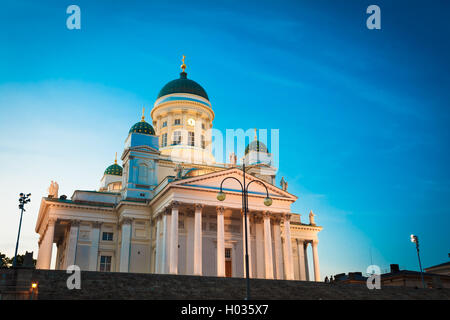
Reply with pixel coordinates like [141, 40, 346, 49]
[324, 276, 329, 283]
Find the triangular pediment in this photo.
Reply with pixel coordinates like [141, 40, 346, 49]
[129, 145, 160, 154]
[171, 168, 297, 200]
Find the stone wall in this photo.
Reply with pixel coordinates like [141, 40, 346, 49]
[1, 269, 449, 300]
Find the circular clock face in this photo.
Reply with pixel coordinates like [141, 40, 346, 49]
[187, 118, 195, 126]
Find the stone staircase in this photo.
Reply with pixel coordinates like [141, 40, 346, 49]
[1, 269, 449, 300]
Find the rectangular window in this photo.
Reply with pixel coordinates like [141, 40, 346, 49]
[99, 255, 112, 272]
[102, 232, 113, 241]
[201, 135, 205, 149]
[188, 132, 195, 146]
[161, 133, 167, 147]
[225, 248, 231, 259]
[174, 119, 181, 125]
[162, 121, 167, 128]
[172, 131, 181, 145]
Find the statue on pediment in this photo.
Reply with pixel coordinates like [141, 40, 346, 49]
[280, 177, 288, 191]
[174, 163, 183, 179]
[48, 180, 59, 198]
[309, 210, 316, 226]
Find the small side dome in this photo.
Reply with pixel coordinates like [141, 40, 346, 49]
[129, 121, 155, 135]
[104, 153, 123, 176]
[129, 106, 155, 135]
[104, 163, 123, 176]
[245, 140, 268, 155]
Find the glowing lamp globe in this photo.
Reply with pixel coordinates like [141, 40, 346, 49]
[217, 191, 226, 201]
[264, 197, 273, 206]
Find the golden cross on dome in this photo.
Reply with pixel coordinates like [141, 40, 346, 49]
[254, 128, 257, 141]
[114, 152, 118, 164]
[141, 106, 145, 122]
[181, 55, 186, 73]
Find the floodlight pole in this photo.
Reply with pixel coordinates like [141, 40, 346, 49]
[13, 193, 31, 268]
[411, 234, 426, 289]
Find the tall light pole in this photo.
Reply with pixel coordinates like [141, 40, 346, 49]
[217, 163, 273, 300]
[12, 193, 31, 268]
[410, 234, 426, 289]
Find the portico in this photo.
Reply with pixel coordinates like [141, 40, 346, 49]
[146, 168, 322, 280]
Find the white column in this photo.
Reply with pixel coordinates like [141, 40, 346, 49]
[273, 218, 283, 280]
[297, 239, 306, 280]
[241, 210, 252, 278]
[216, 206, 225, 277]
[160, 210, 171, 274]
[88, 222, 101, 271]
[38, 218, 56, 270]
[263, 212, 274, 279]
[312, 240, 321, 281]
[193, 204, 203, 276]
[304, 242, 310, 281]
[154, 216, 161, 273]
[169, 202, 179, 274]
[119, 218, 132, 272]
[63, 220, 79, 269]
[185, 213, 194, 275]
[282, 213, 294, 280]
[255, 215, 265, 278]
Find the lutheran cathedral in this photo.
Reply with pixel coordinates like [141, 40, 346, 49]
[34, 57, 323, 281]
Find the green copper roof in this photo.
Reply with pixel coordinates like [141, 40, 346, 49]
[104, 163, 123, 176]
[157, 72, 209, 100]
[245, 140, 269, 154]
[129, 120, 155, 135]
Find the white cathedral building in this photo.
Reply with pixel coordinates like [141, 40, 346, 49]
[34, 58, 323, 281]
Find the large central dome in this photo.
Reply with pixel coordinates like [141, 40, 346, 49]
[157, 71, 209, 100]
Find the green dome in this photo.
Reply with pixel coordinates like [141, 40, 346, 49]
[104, 163, 123, 176]
[157, 72, 209, 100]
[129, 120, 155, 135]
[245, 140, 269, 154]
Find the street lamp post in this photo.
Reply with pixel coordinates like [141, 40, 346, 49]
[217, 163, 272, 300]
[12, 193, 31, 268]
[410, 234, 426, 289]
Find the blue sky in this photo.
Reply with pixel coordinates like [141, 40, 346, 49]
[0, 0, 449, 277]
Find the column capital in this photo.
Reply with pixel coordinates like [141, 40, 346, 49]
[240, 209, 250, 218]
[92, 221, 103, 228]
[312, 240, 319, 245]
[121, 217, 133, 225]
[48, 217, 57, 226]
[271, 215, 282, 224]
[253, 213, 263, 224]
[216, 206, 225, 215]
[283, 213, 292, 221]
[169, 201, 180, 209]
[195, 203, 204, 211]
[70, 219, 81, 227]
[263, 211, 272, 219]
[296, 238, 305, 245]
